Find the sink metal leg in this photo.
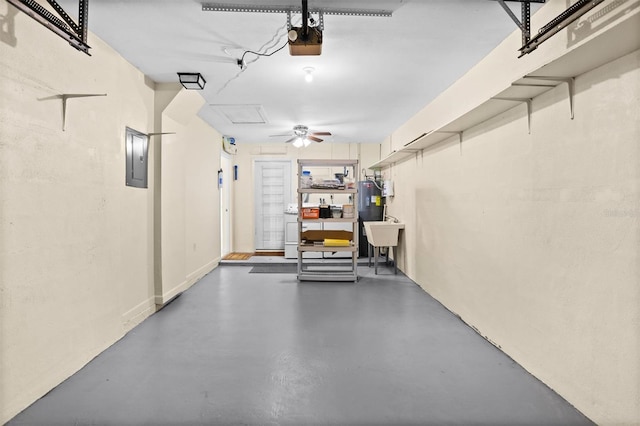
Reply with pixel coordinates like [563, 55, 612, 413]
[374, 246, 379, 274]
[393, 246, 397, 274]
[368, 243, 372, 267]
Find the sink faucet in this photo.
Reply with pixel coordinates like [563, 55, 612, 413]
[385, 214, 399, 223]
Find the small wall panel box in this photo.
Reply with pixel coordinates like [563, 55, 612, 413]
[223, 136, 237, 155]
[125, 127, 149, 188]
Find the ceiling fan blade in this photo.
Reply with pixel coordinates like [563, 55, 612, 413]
[284, 137, 297, 144]
[311, 131, 331, 136]
[269, 133, 293, 137]
[307, 135, 323, 143]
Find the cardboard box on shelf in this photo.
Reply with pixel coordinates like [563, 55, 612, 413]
[301, 230, 353, 243]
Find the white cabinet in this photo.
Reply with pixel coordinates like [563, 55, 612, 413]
[297, 159, 359, 282]
[284, 213, 298, 259]
[285, 214, 321, 259]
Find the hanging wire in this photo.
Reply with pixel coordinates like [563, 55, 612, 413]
[239, 40, 288, 66]
[215, 15, 302, 95]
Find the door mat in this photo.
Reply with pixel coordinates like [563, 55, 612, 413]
[249, 263, 354, 274]
[222, 252, 254, 260]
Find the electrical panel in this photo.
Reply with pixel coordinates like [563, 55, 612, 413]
[125, 127, 149, 188]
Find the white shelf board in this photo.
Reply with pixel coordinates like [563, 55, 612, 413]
[299, 218, 358, 223]
[298, 188, 357, 194]
[297, 273, 357, 282]
[299, 245, 357, 252]
[298, 159, 358, 167]
[368, 8, 640, 170]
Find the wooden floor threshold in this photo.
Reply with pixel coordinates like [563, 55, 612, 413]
[253, 251, 285, 257]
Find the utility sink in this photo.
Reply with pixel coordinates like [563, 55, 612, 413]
[363, 221, 405, 247]
[363, 221, 405, 275]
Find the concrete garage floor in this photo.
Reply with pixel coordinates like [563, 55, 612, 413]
[9, 265, 593, 425]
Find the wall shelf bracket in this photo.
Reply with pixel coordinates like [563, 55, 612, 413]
[523, 76, 575, 119]
[492, 97, 533, 133]
[60, 93, 107, 131]
[435, 131, 464, 154]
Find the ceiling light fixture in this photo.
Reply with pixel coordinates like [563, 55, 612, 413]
[177, 72, 206, 90]
[303, 67, 315, 83]
[292, 137, 304, 148]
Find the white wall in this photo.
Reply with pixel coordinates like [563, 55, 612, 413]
[378, 1, 640, 423]
[156, 90, 221, 304]
[0, 5, 221, 423]
[231, 143, 378, 253]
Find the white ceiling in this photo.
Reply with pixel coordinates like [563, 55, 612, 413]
[56, 0, 542, 144]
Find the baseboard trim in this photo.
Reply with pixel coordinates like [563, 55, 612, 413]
[122, 296, 156, 332]
[155, 258, 220, 306]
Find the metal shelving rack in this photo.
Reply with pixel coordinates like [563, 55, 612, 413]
[297, 159, 359, 282]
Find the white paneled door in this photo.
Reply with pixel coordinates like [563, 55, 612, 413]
[254, 160, 291, 250]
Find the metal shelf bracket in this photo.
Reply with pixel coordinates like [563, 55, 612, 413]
[435, 131, 464, 154]
[492, 0, 546, 45]
[492, 97, 533, 133]
[6, 0, 91, 54]
[492, 0, 605, 57]
[60, 93, 107, 131]
[524, 76, 575, 119]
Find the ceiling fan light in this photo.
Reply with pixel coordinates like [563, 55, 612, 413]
[293, 137, 304, 148]
[303, 67, 314, 83]
[303, 138, 311, 147]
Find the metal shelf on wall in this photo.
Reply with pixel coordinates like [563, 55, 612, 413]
[369, 7, 640, 170]
[369, 79, 568, 170]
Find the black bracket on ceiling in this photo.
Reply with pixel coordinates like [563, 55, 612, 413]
[6, 0, 91, 55]
[201, 2, 393, 19]
[492, 0, 605, 57]
[493, 0, 546, 47]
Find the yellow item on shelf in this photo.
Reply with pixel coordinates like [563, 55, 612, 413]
[324, 239, 350, 247]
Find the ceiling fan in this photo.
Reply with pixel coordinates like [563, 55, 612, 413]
[271, 125, 332, 147]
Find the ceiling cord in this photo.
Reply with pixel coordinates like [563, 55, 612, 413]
[239, 40, 288, 68]
[215, 17, 300, 95]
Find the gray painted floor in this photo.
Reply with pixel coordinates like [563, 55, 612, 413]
[10, 264, 593, 425]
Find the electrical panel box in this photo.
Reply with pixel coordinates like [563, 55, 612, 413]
[125, 127, 149, 188]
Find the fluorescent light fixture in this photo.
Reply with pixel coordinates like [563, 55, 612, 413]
[177, 72, 206, 90]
